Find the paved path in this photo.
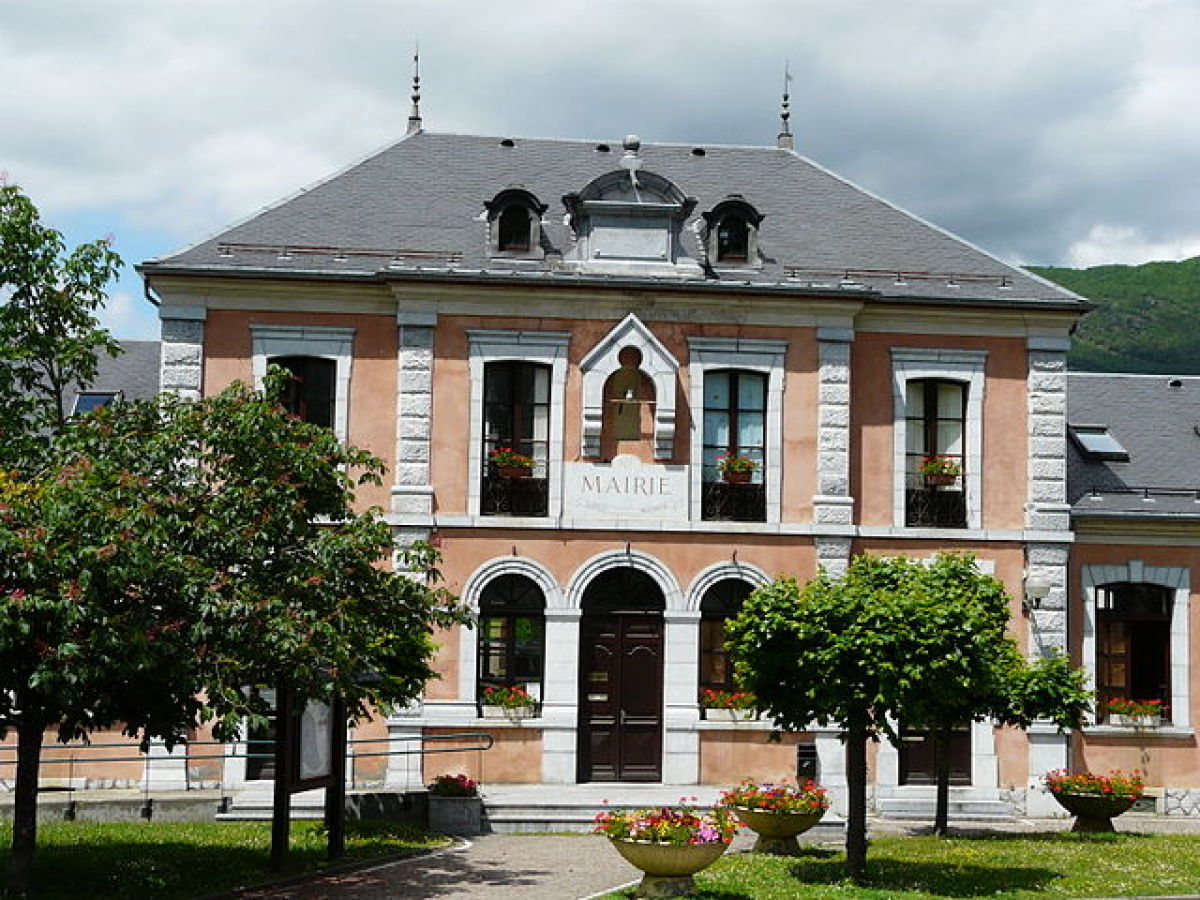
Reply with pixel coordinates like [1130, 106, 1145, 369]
[233, 818, 1200, 900]
[236, 834, 648, 900]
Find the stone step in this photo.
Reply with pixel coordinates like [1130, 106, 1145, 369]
[875, 796, 1014, 821]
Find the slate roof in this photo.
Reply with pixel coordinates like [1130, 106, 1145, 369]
[70, 340, 161, 407]
[1068, 372, 1200, 519]
[142, 131, 1083, 308]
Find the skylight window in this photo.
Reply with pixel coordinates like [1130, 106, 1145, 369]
[1069, 425, 1129, 461]
[72, 392, 121, 415]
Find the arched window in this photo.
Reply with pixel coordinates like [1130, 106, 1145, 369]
[1097, 582, 1172, 722]
[702, 198, 763, 267]
[699, 579, 753, 699]
[716, 215, 749, 262]
[497, 205, 531, 252]
[485, 189, 547, 258]
[271, 355, 336, 428]
[477, 574, 546, 706]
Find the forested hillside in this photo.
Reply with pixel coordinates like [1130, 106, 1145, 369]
[1028, 257, 1200, 374]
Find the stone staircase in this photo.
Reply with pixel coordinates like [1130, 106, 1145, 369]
[874, 786, 1014, 822]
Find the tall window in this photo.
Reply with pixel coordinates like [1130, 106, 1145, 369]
[699, 579, 753, 700]
[271, 356, 336, 428]
[1097, 582, 1172, 722]
[481, 361, 550, 516]
[477, 574, 545, 707]
[905, 378, 966, 527]
[701, 370, 766, 521]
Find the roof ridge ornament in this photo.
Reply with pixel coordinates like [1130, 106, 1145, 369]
[407, 45, 422, 135]
[778, 62, 794, 150]
[619, 134, 642, 195]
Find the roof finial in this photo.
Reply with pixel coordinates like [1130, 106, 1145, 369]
[407, 44, 422, 135]
[777, 61, 794, 150]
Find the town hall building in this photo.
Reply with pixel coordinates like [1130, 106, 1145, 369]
[129, 100, 1198, 819]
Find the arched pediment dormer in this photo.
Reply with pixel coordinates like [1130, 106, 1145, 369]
[561, 139, 702, 277]
[580, 314, 679, 460]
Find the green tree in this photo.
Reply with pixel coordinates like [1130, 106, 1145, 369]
[726, 555, 922, 882]
[0, 181, 122, 469]
[727, 553, 1091, 880]
[890, 554, 1090, 835]
[0, 375, 465, 896]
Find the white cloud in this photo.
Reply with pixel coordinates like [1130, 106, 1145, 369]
[1067, 225, 1200, 268]
[3, 0, 1200, 322]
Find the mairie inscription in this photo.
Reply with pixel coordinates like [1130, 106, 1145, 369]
[564, 455, 688, 520]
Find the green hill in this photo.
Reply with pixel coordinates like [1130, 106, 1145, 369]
[1028, 257, 1200, 374]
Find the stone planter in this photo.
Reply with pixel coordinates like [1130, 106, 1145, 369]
[428, 794, 484, 836]
[480, 704, 536, 721]
[1110, 713, 1161, 728]
[609, 839, 727, 898]
[733, 806, 825, 855]
[703, 707, 756, 722]
[1051, 791, 1140, 833]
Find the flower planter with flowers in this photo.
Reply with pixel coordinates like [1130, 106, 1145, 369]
[919, 455, 961, 487]
[427, 773, 484, 836]
[721, 779, 831, 855]
[716, 453, 758, 485]
[479, 684, 539, 721]
[1107, 698, 1165, 728]
[699, 689, 757, 722]
[488, 447, 536, 479]
[1043, 769, 1144, 833]
[594, 801, 739, 898]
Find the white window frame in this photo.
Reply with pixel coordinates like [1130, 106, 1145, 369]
[688, 337, 787, 523]
[251, 325, 354, 443]
[467, 329, 570, 519]
[891, 348, 987, 530]
[1081, 561, 1191, 730]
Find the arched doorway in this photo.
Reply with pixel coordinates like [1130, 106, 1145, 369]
[577, 567, 665, 782]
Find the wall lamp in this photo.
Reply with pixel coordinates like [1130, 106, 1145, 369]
[1023, 574, 1052, 614]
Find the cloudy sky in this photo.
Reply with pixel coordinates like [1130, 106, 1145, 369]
[3, 0, 1198, 338]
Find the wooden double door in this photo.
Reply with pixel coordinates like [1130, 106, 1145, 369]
[898, 723, 972, 786]
[577, 569, 664, 782]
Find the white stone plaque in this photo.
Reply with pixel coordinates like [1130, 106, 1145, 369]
[564, 455, 689, 520]
[299, 700, 333, 781]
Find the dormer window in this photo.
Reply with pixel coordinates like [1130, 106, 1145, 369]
[702, 198, 764, 268]
[485, 189, 547, 259]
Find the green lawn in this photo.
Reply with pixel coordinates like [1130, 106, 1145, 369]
[607, 833, 1200, 899]
[0, 818, 446, 899]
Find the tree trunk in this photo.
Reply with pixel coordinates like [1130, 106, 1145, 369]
[933, 725, 951, 836]
[844, 717, 869, 884]
[7, 716, 45, 898]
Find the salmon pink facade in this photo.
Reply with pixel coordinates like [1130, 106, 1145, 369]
[125, 127, 1199, 820]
